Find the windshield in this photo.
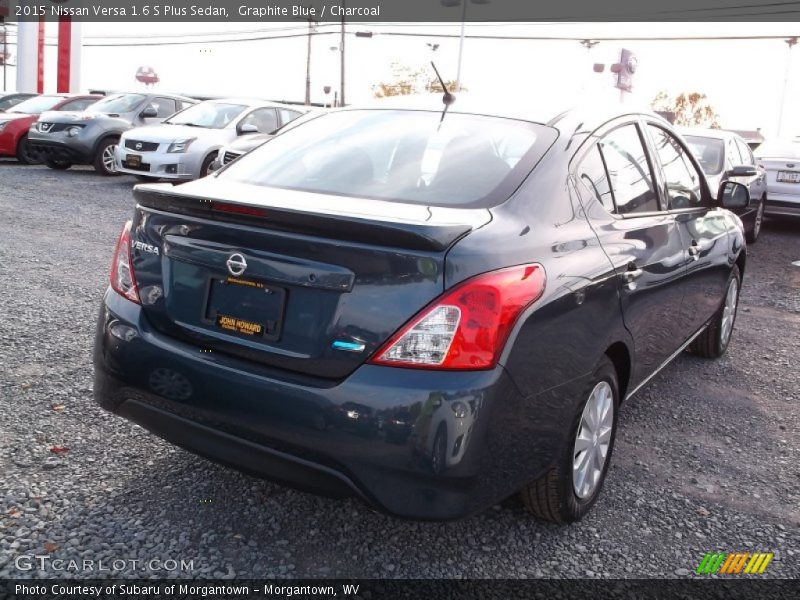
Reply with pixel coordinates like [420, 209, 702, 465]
[86, 94, 146, 114]
[10, 95, 64, 115]
[222, 109, 556, 207]
[684, 135, 725, 175]
[755, 139, 800, 159]
[166, 102, 246, 129]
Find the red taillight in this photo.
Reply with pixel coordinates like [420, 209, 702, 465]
[369, 264, 546, 370]
[109, 220, 141, 304]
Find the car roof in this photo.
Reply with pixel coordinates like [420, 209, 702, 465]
[207, 97, 312, 111]
[677, 127, 738, 141]
[350, 92, 667, 132]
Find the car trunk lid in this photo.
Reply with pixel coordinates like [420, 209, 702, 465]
[129, 180, 490, 379]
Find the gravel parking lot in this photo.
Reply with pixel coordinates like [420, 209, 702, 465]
[0, 162, 798, 580]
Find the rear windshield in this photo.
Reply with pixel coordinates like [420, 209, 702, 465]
[755, 139, 800, 159]
[87, 94, 146, 114]
[684, 135, 725, 175]
[221, 109, 557, 207]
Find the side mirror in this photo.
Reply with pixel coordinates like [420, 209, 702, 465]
[238, 123, 258, 135]
[140, 106, 158, 119]
[718, 181, 750, 209]
[729, 165, 758, 177]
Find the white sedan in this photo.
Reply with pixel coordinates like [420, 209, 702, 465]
[755, 138, 800, 218]
[115, 99, 305, 181]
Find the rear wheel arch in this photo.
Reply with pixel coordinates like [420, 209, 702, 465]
[605, 342, 631, 402]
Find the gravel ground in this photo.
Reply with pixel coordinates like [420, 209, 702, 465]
[0, 162, 798, 580]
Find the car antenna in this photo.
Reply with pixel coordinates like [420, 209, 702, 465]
[430, 61, 455, 125]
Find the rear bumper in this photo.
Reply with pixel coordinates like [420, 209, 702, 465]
[94, 290, 558, 520]
[765, 196, 800, 217]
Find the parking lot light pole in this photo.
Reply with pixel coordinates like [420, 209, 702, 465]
[777, 37, 798, 137]
[442, 0, 490, 92]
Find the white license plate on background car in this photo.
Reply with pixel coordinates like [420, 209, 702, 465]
[777, 171, 800, 183]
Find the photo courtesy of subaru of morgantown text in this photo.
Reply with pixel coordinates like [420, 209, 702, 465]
[0, 0, 798, 594]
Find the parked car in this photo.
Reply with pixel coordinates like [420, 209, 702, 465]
[115, 99, 306, 181]
[28, 92, 196, 175]
[0, 94, 100, 164]
[211, 133, 274, 171]
[210, 107, 314, 171]
[681, 128, 767, 242]
[0, 92, 37, 113]
[754, 138, 800, 218]
[94, 95, 749, 523]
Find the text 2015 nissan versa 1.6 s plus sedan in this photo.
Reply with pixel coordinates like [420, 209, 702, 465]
[94, 95, 750, 523]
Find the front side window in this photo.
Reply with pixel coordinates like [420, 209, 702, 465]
[165, 102, 246, 129]
[684, 135, 724, 175]
[279, 108, 302, 126]
[150, 97, 178, 118]
[222, 109, 556, 208]
[597, 124, 660, 214]
[648, 126, 704, 210]
[87, 94, 146, 114]
[239, 108, 279, 133]
[735, 138, 755, 166]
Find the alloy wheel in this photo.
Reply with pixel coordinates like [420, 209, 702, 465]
[720, 278, 738, 347]
[572, 381, 614, 499]
[103, 144, 118, 173]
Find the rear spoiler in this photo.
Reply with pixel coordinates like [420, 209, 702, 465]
[133, 185, 489, 253]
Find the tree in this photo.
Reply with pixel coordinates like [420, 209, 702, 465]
[372, 62, 461, 98]
[651, 91, 721, 128]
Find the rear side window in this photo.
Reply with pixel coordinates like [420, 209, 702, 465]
[222, 109, 557, 208]
[575, 145, 614, 213]
[598, 124, 660, 214]
[648, 126, 704, 210]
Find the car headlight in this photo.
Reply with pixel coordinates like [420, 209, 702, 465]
[167, 138, 196, 153]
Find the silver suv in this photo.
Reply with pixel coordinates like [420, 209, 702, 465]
[28, 92, 196, 175]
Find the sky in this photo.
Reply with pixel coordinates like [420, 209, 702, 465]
[3, 21, 799, 138]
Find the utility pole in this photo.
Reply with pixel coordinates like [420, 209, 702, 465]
[304, 12, 315, 105]
[339, 1, 346, 106]
[777, 37, 797, 138]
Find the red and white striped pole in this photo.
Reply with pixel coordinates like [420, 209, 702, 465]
[56, 15, 81, 92]
[16, 4, 81, 93]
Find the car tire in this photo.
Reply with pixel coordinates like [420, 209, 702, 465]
[745, 198, 765, 243]
[44, 158, 72, 170]
[520, 356, 619, 523]
[16, 134, 41, 165]
[689, 265, 741, 359]
[199, 152, 218, 179]
[93, 138, 120, 176]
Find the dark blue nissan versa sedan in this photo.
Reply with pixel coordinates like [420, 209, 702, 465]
[94, 94, 750, 522]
